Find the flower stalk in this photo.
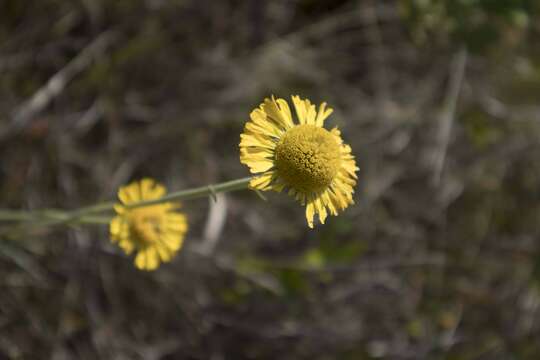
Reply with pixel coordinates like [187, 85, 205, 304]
[126, 177, 252, 208]
[0, 177, 253, 228]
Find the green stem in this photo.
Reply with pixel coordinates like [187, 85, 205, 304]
[0, 177, 253, 226]
[70, 202, 116, 216]
[0, 210, 36, 221]
[127, 177, 252, 208]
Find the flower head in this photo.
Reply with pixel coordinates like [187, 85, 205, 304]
[240, 95, 359, 228]
[109, 178, 188, 270]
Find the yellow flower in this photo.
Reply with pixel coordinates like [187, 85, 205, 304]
[109, 178, 188, 270]
[240, 95, 359, 228]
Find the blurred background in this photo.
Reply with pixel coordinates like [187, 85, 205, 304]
[1, 0, 540, 359]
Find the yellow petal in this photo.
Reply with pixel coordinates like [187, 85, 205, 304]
[246, 116, 283, 138]
[140, 178, 155, 199]
[156, 242, 174, 263]
[321, 190, 337, 216]
[275, 98, 294, 128]
[292, 95, 307, 125]
[292, 96, 317, 125]
[162, 233, 183, 251]
[168, 213, 187, 226]
[328, 187, 346, 211]
[135, 247, 160, 270]
[341, 158, 359, 179]
[166, 221, 187, 233]
[305, 102, 317, 125]
[305, 200, 315, 228]
[314, 197, 327, 224]
[249, 171, 275, 190]
[118, 184, 140, 204]
[330, 127, 342, 142]
[263, 97, 293, 131]
[113, 204, 125, 214]
[241, 157, 274, 173]
[315, 102, 333, 127]
[150, 184, 166, 200]
[109, 216, 122, 238]
[332, 183, 353, 209]
[119, 239, 134, 254]
[240, 133, 276, 149]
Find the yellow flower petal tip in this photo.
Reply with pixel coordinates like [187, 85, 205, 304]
[109, 178, 188, 270]
[239, 95, 359, 228]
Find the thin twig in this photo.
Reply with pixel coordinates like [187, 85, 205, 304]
[431, 47, 468, 186]
[363, 0, 391, 115]
[1, 30, 117, 141]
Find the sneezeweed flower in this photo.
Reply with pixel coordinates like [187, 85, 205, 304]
[109, 178, 188, 270]
[240, 95, 359, 228]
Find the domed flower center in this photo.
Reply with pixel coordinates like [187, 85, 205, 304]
[275, 124, 341, 193]
[131, 208, 163, 245]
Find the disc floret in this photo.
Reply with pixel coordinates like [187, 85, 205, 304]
[275, 124, 341, 193]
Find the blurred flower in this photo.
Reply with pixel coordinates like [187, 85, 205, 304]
[240, 95, 359, 228]
[109, 178, 188, 270]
